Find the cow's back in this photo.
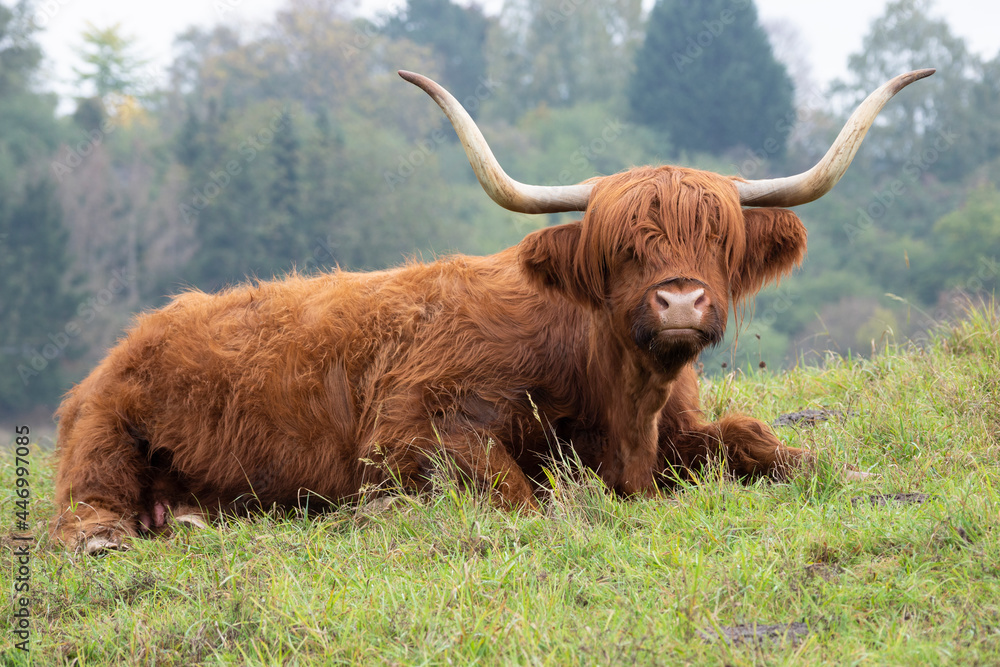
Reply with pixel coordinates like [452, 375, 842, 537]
[56, 255, 572, 505]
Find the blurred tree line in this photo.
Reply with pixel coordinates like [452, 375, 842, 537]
[2, 0, 999, 415]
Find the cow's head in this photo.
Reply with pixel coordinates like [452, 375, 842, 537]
[399, 69, 933, 373]
[517, 167, 806, 373]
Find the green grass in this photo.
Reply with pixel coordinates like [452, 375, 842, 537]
[3, 308, 1000, 665]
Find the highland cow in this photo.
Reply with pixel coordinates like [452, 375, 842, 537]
[51, 69, 934, 553]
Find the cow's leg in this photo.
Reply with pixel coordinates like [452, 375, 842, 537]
[709, 416, 810, 480]
[139, 473, 209, 534]
[51, 503, 139, 554]
[659, 416, 810, 483]
[51, 404, 148, 553]
[593, 435, 661, 498]
[450, 436, 539, 511]
[375, 428, 538, 511]
[657, 366, 810, 484]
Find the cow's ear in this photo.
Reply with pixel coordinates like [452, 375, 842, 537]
[520, 221, 597, 304]
[732, 208, 807, 300]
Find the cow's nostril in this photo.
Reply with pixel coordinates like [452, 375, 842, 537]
[694, 292, 709, 312]
[655, 292, 671, 310]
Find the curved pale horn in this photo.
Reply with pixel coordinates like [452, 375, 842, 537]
[399, 70, 593, 213]
[736, 68, 935, 207]
[401, 68, 935, 212]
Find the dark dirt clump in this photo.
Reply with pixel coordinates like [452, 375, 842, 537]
[851, 493, 931, 507]
[699, 622, 811, 645]
[772, 409, 851, 428]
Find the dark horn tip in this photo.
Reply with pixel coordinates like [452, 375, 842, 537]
[399, 70, 436, 94]
[888, 68, 935, 94]
[399, 70, 433, 87]
[905, 68, 936, 83]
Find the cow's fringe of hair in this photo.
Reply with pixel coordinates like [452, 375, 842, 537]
[576, 166, 746, 304]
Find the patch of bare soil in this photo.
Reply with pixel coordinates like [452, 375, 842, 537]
[850, 493, 931, 507]
[772, 409, 849, 428]
[699, 622, 811, 645]
[804, 563, 843, 581]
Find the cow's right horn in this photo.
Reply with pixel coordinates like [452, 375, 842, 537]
[399, 70, 593, 214]
[735, 69, 935, 207]
[401, 68, 935, 214]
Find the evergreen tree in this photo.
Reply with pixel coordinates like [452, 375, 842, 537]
[835, 0, 991, 182]
[628, 0, 794, 158]
[932, 184, 1000, 294]
[0, 0, 40, 96]
[486, 0, 643, 120]
[270, 111, 300, 219]
[0, 179, 79, 413]
[0, 1, 79, 413]
[971, 54, 1000, 168]
[73, 23, 149, 102]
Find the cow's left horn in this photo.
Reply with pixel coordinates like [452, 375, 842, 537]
[736, 68, 935, 207]
[402, 68, 935, 212]
[399, 70, 593, 214]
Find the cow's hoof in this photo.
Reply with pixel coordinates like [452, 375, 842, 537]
[173, 513, 208, 530]
[84, 535, 128, 555]
[843, 465, 876, 482]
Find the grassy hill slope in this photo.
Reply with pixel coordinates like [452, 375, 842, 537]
[3, 308, 999, 665]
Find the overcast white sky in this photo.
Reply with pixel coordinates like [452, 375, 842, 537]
[33, 0, 1000, 105]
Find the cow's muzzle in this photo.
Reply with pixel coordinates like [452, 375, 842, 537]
[650, 285, 710, 332]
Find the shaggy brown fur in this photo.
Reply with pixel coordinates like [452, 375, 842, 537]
[51, 166, 808, 550]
